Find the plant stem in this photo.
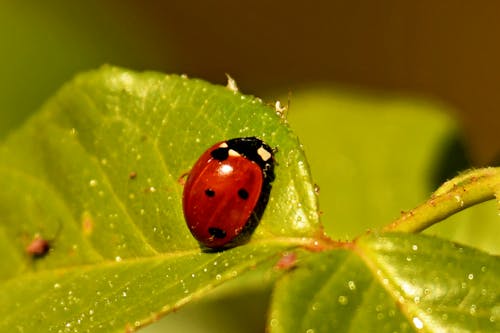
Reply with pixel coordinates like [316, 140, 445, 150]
[384, 167, 500, 233]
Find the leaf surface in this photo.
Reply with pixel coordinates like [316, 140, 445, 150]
[287, 89, 500, 253]
[0, 66, 320, 332]
[269, 233, 500, 332]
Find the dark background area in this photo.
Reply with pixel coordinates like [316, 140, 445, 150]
[1, 1, 499, 162]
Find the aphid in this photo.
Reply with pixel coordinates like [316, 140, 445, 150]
[26, 235, 51, 258]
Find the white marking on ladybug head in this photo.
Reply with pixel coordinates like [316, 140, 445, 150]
[219, 142, 229, 148]
[228, 149, 241, 157]
[257, 146, 272, 161]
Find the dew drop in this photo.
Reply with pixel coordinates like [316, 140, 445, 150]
[467, 273, 474, 280]
[412, 244, 418, 251]
[89, 179, 97, 187]
[454, 195, 465, 207]
[338, 295, 348, 305]
[348, 280, 357, 290]
[412, 317, 424, 329]
[215, 274, 222, 280]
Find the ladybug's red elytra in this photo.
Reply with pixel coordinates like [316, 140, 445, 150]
[182, 137, 275, 249]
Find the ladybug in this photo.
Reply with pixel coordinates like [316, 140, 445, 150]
[182, 137, 275, 249]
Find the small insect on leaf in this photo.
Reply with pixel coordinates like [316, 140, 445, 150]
[275, 252, 298, 270]
[25, 223, 61, 259]
[26, 235, 51, 258]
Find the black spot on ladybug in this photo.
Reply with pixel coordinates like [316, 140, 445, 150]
[208, 227, 227, 239]
[211, 147, 229, 161]
[238, 188, 249, 200]
[205, 188, 215, 197]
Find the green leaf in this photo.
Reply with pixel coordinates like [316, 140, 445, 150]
[286, 89, 466, 239]
[0, 2, 171, 138]
[286, 88, 500, 254]
[0, 66, 320, 332]
[269, 233, 500, 333]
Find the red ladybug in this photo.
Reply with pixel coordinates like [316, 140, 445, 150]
[182, 137, 275, 249]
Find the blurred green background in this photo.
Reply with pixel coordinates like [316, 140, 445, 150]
[2, 1, 499, 164]
[2, 1, 499, 332]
